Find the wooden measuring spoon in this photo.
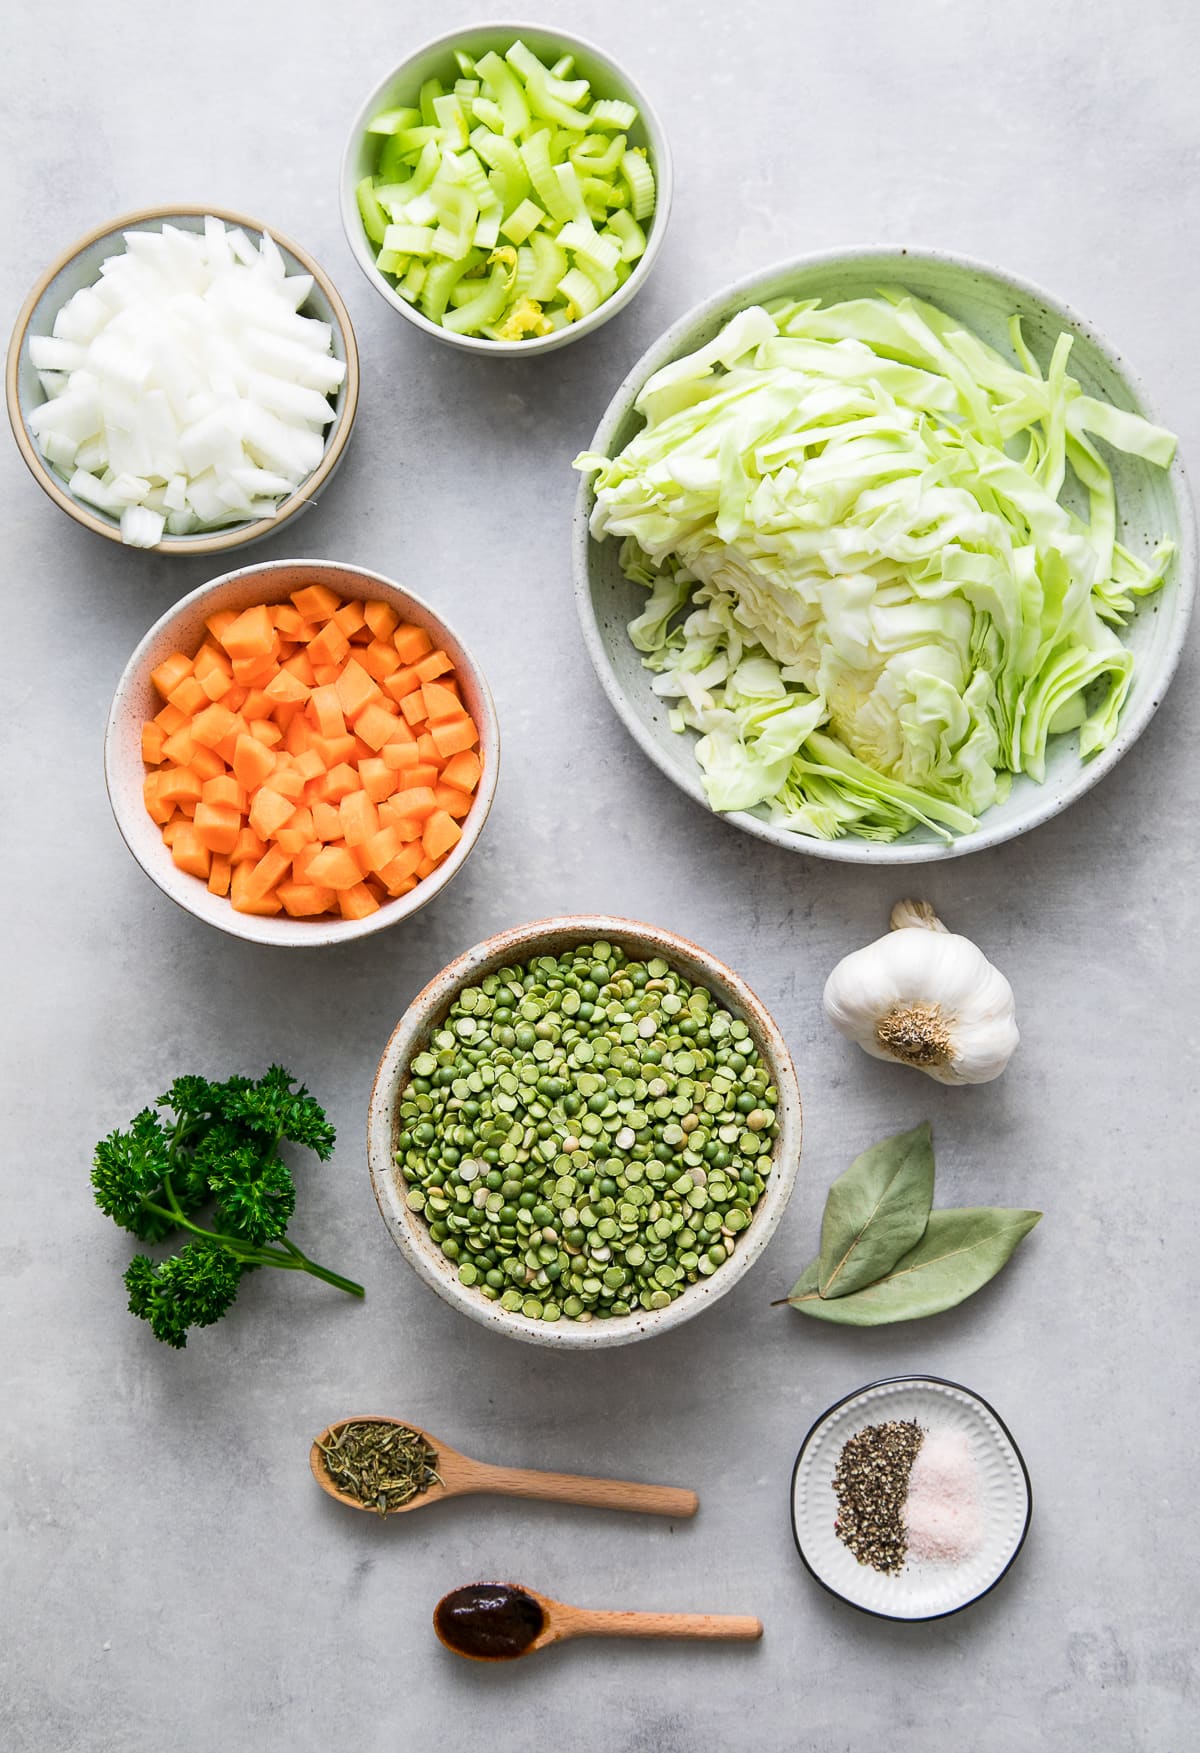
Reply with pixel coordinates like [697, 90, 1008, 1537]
[434, 1581, 763, 1661]
[310, 1416, 698, 1518]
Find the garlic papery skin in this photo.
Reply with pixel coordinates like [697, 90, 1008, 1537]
[822, 901, 1019, 1086]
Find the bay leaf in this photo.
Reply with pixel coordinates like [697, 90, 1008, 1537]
[788, 1207, 1042, 1326]
[816, 1121, 935, 1298]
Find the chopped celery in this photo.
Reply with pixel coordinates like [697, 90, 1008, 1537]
[367, 106, 421, 135]
[501, 198, 544, 245]
[357, 35, 657, 339]
[356, 178, 389, 247]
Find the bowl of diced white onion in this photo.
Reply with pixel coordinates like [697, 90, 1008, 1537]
[6, 206, 359, 552]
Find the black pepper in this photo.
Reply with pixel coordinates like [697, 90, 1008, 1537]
[832, 1420, 924, 1575]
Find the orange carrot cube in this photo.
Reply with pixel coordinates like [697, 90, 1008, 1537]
[393, 623, 433, 664]
[422, 809, 462, 861]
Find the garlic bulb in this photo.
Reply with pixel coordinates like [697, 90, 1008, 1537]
[823, 901, 1018, 1086]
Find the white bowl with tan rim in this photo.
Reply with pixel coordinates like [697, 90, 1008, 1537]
[104, 558, 499, 946]
[7, 205, 360, 554]
[367, 915, 802, 1347]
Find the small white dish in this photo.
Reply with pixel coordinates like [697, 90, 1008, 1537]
[790, 1375, 1031, 1621]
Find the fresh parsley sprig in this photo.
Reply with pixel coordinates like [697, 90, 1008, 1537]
[92, 1067, 363, 1348]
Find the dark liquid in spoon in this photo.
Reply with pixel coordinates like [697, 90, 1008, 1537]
[434, 1583, 546, 1660]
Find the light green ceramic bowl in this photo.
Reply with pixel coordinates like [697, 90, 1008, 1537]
[574, 248, 1196, 863]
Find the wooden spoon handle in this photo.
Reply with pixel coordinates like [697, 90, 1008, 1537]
[561, 1609, 763, 1643]
[463, 1460, 698, 1518]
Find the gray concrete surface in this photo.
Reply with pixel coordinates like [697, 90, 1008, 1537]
[3, 3, 1197, 1749]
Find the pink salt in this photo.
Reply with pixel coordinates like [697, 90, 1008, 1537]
[903, 1426, 982, 1565]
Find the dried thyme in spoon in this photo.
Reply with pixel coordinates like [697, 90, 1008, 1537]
[317, 1421, 442, 1515]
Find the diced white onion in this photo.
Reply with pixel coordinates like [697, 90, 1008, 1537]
[26, 216, 345, 547]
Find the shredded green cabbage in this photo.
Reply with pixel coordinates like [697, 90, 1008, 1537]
[576, 293, 1176, 842]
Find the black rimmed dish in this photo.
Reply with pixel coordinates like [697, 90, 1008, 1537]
[790, 1375, 1032, 1622]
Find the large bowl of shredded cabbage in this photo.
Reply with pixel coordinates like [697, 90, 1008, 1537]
[573, 250, 1194, 860]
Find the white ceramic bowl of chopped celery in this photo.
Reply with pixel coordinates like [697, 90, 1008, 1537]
[340, 24, 671, 354]
[6, 207, 359, 553]
[574, 248, 1196, 862]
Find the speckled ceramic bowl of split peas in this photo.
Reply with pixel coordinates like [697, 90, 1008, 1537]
[104, 556, 499, 946]
[367, 915, 803, 1348]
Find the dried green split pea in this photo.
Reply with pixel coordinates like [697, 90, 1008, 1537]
[393, 943, 780, 1322]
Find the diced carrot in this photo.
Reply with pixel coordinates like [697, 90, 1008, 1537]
[205, 608, 239, 641]
[189, 747, 226, 782]
[196, 665, 232, 703]
[241, 688, 275, 722]
[278, 882, 338, 917]
[382, 665, 421, 704]
[415, 732, 439, 763]
[359, 758, 397, 803]
[193, 642, 233, 681]
[305, 845, 364, 890]
[359, 640, 402, 683]
[422, 810, 462, 861]
[315, 762, 360, 804]
[355, 701, 406, 750]
[393, 623, 433, 664]
[207, 855, 232, 898]
[231, 653, 280, 687]
[430, 715, 479, 759]
[382, 742, 420, 772]
[220, 603, 275, 661]
[154, 702, 188, 735]
[362, 825, 402, 873]
[338, 882, 380, 921]
[271, 604, 309, 638]
[248, 787, 296, 841]
[414, 649, 455, 683]
[420, 680, 461, 724]
[249, 720, 282, 748]
[269, 766, 306, 803]
[309, 685, 346, 739]
[229, 863, 283, 915]
[189, 702, 241, 750]
[141, 722, 167, 764]
[400, 690, 428, 728]
[281, 649, 317, 687]
[230, 827, 267, 864]
[150, 652, 193, 698]
[378, 844, 423, 890]
[292, 748, 325, 782]
[290, 582, 342, 621]
[161, 726, 198, 766]
[310, 731, 358, 768]
[168, 675, 208, 716]
[264, 668, 310, 708]
[334, 657, 381, 721]
[241, 844, 292, 902]
[391, 786, 438, 821]
[332, 599, 366, 638]
[277, 812, 317, 856]
[364, 600, 400, 640]
[441, 750, 481, 792]
[407, 762, 440, 789]
[311, 662, 343, 686]
[415, 854, 439, 879]
[194, 802, 242, 855]
[201, 774, 247, 810]
[282, 714, 312, 758]
[384, 813, 424, 843]
[223, 684, 249, 713]
[231, 734, 276, 790]
[143, 773, 174, 824]
[434, 783, 474, 819]
[158, 767, 205, 806]
[307, 619, 351, 669]
[171, 826, 211, 881]
[339, 790, 380, 847]
[312, 801, 343, 842]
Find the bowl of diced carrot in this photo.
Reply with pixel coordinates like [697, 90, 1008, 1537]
[105, 557, 499, 944]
